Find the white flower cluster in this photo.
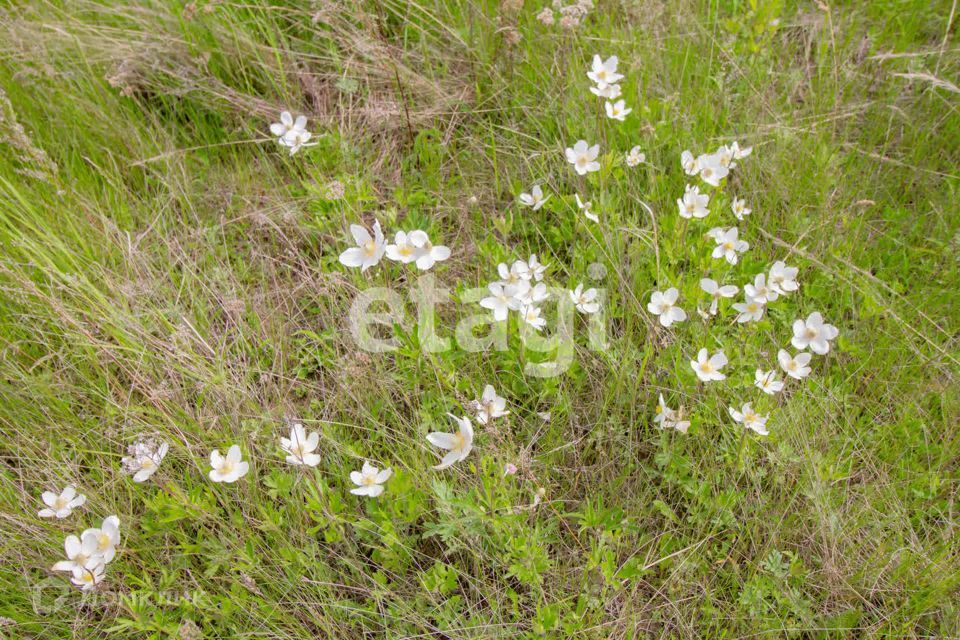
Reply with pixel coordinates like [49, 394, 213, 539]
[587, 55, 632, 122]
[478, 254, 550, 329]
[338, 220, 450, 273]
[270, 111, 317, 156]
[121, 436, 169, 483]
[50, 515, 120, 591]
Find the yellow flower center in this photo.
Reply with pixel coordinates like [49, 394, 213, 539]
[363, 240, 377, 257]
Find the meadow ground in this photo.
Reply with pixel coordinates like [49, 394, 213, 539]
[1, 0, 959, 638]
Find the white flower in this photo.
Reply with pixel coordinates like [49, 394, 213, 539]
[525, 254, 547, 281]
[697, 153, 730, 187]
[732, 295, 766, 323]
[38, 485, 86, 519]
[677, 183, 709, 219]
[589, 83, 622, 99]
[654, 394, 689, 433]
[716, 144, 736, 169]
[778, 349, 812, 379]
[575, 194, 598, 222]
[731, 141, 753, 160]
[520, 304, 547, 331]
[70, 559, 106, 591]
[712, 227, 749, 264]
[208, 445, 250, 483]
[625, 146, 645, 167]
[769, 261, 799, 295]
[81, 515, 121, 564]
[480, 282, 524, 321]
[476, 385, 509, 425]
[699, 278, 738, 315]
[427, 414, 474, 470]
[744, 272, 778, 303]
[51, 534, 100, 573]
[681, 150, 699, 175]
[519, 185, 550, 210]
[515, 280, 549, 307]
[604, 99, 631, 121]
[647, 287, 687, 327]
[791, 312, 839, 354]
[338, 220, 386, 272]
[280, 423, 321, 467]
[691, 348, 728, 382]
[731, 197, 752, 221]
[279, 128, 317, 156]
[587, 54, 623, 86]
[121, 437, 168, 483]
[706, 226, 726, 242]
[729, 403, 769, 436]
[570, 283, 600, 314]
[385, 231, 420, 264]
[565, 140, 601, 175]
[270, 111, 306, 141]
[349, 461, 392, 497]
[755, 369, 784, 395]
[497, 260, 530, 285]
[408, 230, 451, 271]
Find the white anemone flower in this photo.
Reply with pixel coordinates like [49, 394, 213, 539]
[385, 231, 421, 264]
[697, 153, 730, 187]
[706, 226, 726, 242]
[731, 197, 752, 221]
[587, 54, 623, 86]
[280, 423, 321, 467]
[604, 99, 631, 121]
[778, 349, 812, 380]
[525, 254, 547, 281]
[279, 128, 317, 156]
[769, 261, 799, 295]
[480, 282, 524, 321]
[565, 140, 601, 175]
[589, 83, 622, 99]
[755, 369, 784, 395]
[349, 461, 392, 497]
[38, 485, 86, 519]
[122, 437, 168, 483]
[647, 287, 687, 327]
[338, 220, 386, 272]
[699, 278, 738, 315]
[575, 194, 598, 222]
[570, 284, 600, 314]
[681, 150, 700, 175]
[476, 385, 509, 425]
[729, 403, 769, 436]
[654, 394, 690, 433]
[70, 559, 106, 591]
[716, 144, 736, 169]
[731, 141, 753, 159]
[520, 305, 547, 331]
[51, 534, 100, 573]
[691, 348, 728, 382]
[208, 445, 250, 484]
[515, 280, 549, 307]
[712, 227, 749, 265]
[625, 146, 645, 167]
[791, 312, 839, 354]
[497, 260, 529, 286]
[270, 111, 305, 140]
[519, 185, 550, 210]
[408, 230, 451, 271]
[733, 295, 766, 323]
[745, 272, 778, 304]
[677, 183, 709, 219]
[427, 414, 475, 470]
[81, 515, 121, 564]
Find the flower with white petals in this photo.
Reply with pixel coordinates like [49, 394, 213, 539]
[731, 197, 752, 221]
[733, 295, 766, 323]
[605, 99, 631, 121]
[700, 278, 738, 315]
[691, 348, 728, 382]
[791, 312, 839, 354]
[208, 445, 249, 484]
[778, 349, 812, 379]
[520, 305, 547, 331]
[71, 559, 105, 591]
[81, 515, 121, 564]
[38, 486, 86, 519]
[729, 403, 769, 436]
[427, 414, 474, 470]
[731, 141, 753, 159]
[755, 369, 784, 395]
[587, 54, 623, 86]
[576, 194, 598, 222]
[589, 83, 622, 99]
[519, 185, 550, 210]
[769, 261, 799, 295]
[339, 220, 386, 272]
[566, 140, 601, 175]
[654, 394, 690, 433]
[515, 280, 549, 307]
[480, 282, 524, 321]
[677, 183, 709, 219]
[712, 227, 749, 265]
[408, 230, 451, 271]
[270, 111, 305, 141]
[349, 461, 392, 497]
[570, 284, 600, 314]
[385, 231, 421, 264]
[697, 153, 729, 187]
[647, 288, 687, 327]
[681, 150, 699, 175]
[280, 128, 317, 156]
[525, 254, 547, 281]
[716, 145, 736, 169]
[280, 423, 321, 467]
[744, 272, 778, 304]
[625, 146, 645, 167]
[476, 385, 509, 425]
[497, 260, 530, 285]
[52, 535, 100, 573]
[122, 437, 168, 483]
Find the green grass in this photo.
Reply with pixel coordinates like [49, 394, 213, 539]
[1, 0, 958, 637]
